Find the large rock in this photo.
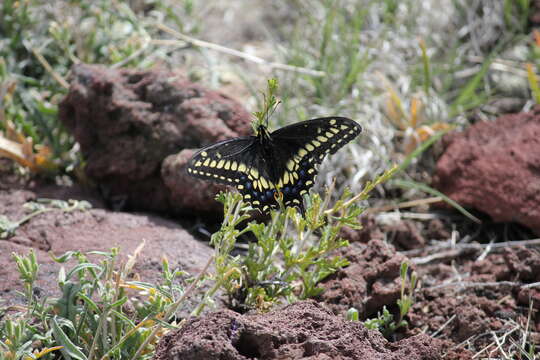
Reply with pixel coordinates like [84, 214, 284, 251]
[433, 109, 540, 235]
[0, 183, 213, 309]
[318, 239, 409, 317]
[153, 300, 442, 360]
[59, 64, 252, 214]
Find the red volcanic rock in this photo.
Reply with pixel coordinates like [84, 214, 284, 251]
[432, 109, 540, 234]
[59, 64, 251, 214]
[153, 300, 442, 360]
[318, 239, 409, 317]
[162, 149, 227, 214]
[0, 182, 213, 310]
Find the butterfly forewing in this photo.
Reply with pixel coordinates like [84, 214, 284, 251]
[268, 117, 362, 209]
[186, 117, 362, 213]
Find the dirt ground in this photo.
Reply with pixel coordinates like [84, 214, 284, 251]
[1, 167, 538, 359]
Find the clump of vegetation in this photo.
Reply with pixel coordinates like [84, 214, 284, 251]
[345, 261, 417, 340]
[0, 198, 91, 239]
[201, 163, 398, 313]
[1, 246, 203, 360]
[363, 261, 417, 338]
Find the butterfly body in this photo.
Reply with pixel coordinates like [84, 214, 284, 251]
[187, 117, 362, 212]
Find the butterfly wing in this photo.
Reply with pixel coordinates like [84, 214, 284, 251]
[187, 136, 278, 210]
[269, 117, 362, 208]
[186, 136, 258, 186]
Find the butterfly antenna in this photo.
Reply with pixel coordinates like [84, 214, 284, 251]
[266, 100, 281, 129]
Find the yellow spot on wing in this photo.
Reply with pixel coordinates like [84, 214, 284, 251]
[250, 168, 259, 179]
[325, 131, 334, 137]
[306, 144, 315, 151]
[317, 136, 327, 142]
[340, 125, 348, 130]
[260, 177, 269, 189]
[231, 161, 238, 171]
[217, 160, 225, 168]
[238, 163, 247, 172]
[312, 140, 321, 147]
[287, 160, 295, 171]
[224, 161, 231, 170]
[195, 161, 202, 167]
[298, 148, 308, 157]
[330, 119, 336, 125]
[283, 172, 290, 184]
[330, 128, 339, 134]
[203, 158, 211, 166]
[201, 151, 208, 157]
[210, 160, 217, 167]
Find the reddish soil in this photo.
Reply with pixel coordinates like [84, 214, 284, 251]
[2, 174, 538, 359]
[153, 300, 442, 360]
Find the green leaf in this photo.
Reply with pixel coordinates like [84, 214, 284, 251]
[51, 316, 88, 360]
[393, 179, 482, 224]
[64, 263, 101, 281]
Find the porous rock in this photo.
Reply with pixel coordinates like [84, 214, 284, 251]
[153, 300, 442, 360]
[318, 239, 409, 317]
[0, 183, 213, 310]
[432, 109, 540, 235]
[59, 64, 251, 214]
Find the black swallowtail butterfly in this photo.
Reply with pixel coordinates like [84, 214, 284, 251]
[187, 117, 362, 213]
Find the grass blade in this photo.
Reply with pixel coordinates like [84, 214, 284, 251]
[393, 179, 482, 224]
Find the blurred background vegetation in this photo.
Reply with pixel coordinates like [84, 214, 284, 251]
[0, 0, 537, 198]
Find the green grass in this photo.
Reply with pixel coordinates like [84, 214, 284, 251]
[2, 247, 197, 359]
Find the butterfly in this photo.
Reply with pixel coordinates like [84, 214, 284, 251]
[186, 117, 362, 213]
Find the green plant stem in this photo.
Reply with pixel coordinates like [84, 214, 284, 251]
[129, 254, 213, 360]
[393, 179, 481, 223]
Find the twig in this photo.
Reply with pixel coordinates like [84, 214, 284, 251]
[154, 23, 326, 77]
[403, 238, 540, 257]
[31, 48, 69, 89]
[490, 330, 509, 359]
[427, 281, 540, 292]
[364, 196, 442, 214]
[431, 314, 456, 338]
[412, 249, 463, 265]
[475, 239, 494, 262]
[471, 326, 520, 359]
[111, 35, 152, 69]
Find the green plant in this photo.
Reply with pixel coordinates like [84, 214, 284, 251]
[0, 0, 182, 174]
[200, 164, 398, 313]
[363, 261, 417, 338]
[0, 245, 205, 360]
[0, 199, 92, 239]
